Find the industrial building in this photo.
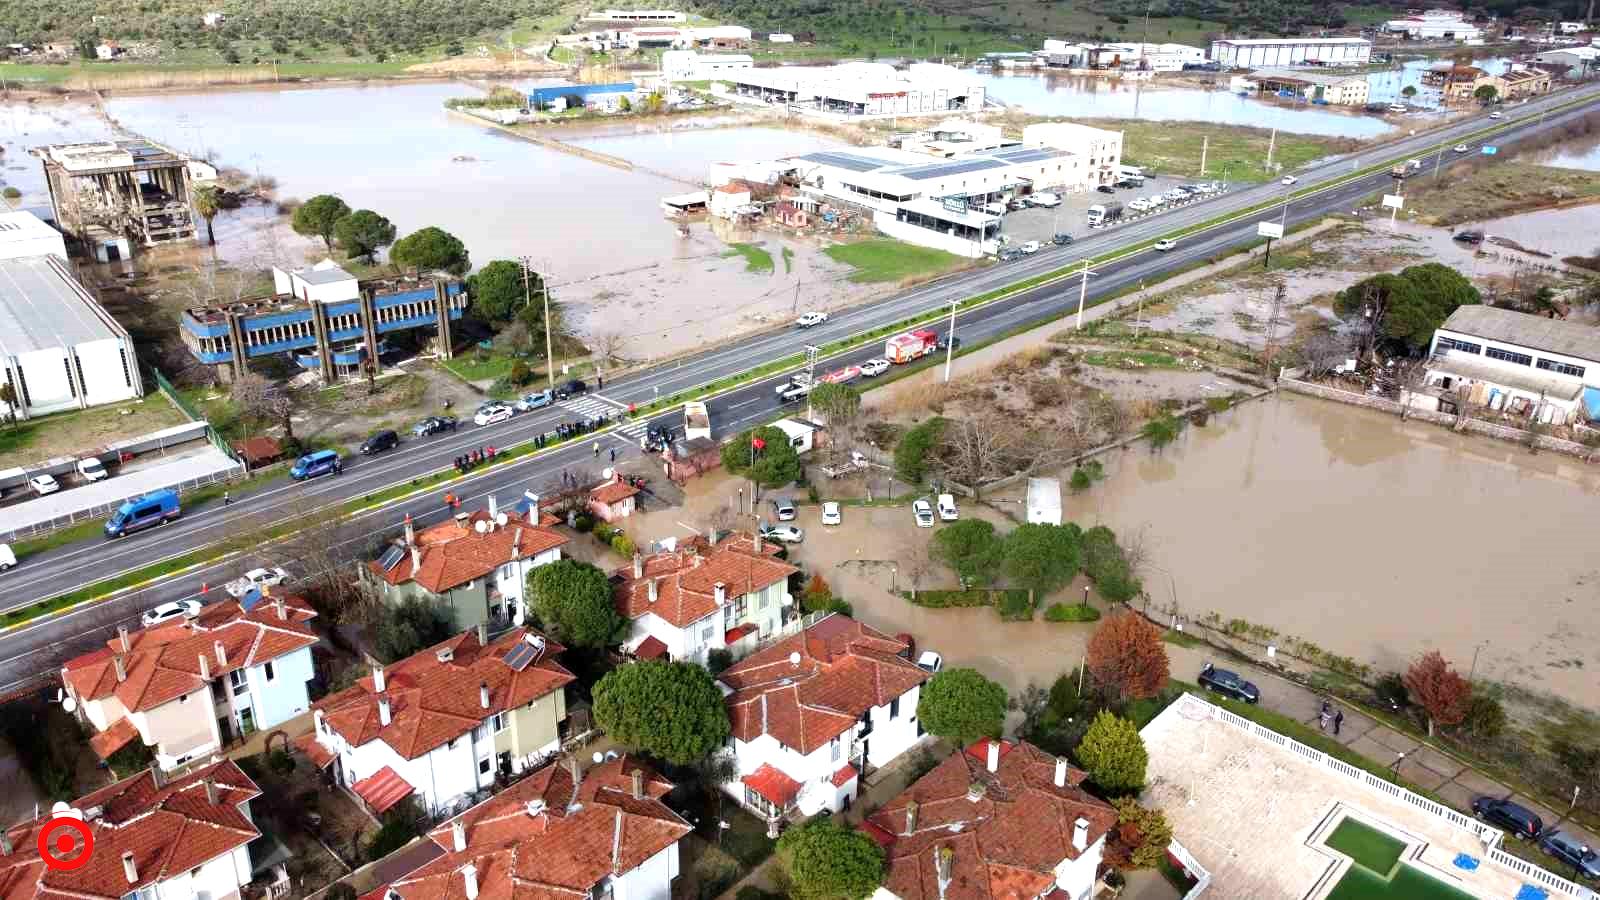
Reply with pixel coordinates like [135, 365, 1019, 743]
[1250, 67, 1372, 105]
[1038, 39, 1206, 72]
[726, 62, 985, 117]
[582, 8, 685, 23]
[1420, 305, 1600, 424]
[1535, 46, 1599, 77]
[1384, 10, 1484, 41]
[1209, 37, 1372, 68]
[527, 82, 637, 112]
[0, 254, 144, 421]
[0, 210, 67, 260]
[179, 260, 466, 382]
[32, 140, 199, 258]
[661, 49, 753, 81]
[1021, 122, 1124, 185]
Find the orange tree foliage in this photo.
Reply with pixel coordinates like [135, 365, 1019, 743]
[1403, 650, 1471, 736]
[1086, 610, 1170, 701]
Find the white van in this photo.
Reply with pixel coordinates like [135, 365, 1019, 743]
[983, 202, 1007, 217]
[1030, 192, 1061, 208]
[937, 493, 959, 521]
[0, 543, 15, 572]
[77, 457, 108, 482]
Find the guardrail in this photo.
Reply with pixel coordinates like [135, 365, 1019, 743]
[1167, 837, 1213, 899]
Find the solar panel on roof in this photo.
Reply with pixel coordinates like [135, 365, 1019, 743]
[890, 158, 1008, 180]
[239, 587, 264, 612]
[503, 637, 547, 672]
[793, 151, 889, 173]
[380, 545, 406, 572]
[990, 148, 1064, 163]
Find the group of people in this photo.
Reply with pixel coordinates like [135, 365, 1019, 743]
[453, 446, 497, 473]
[1319, 699, 1345, 735]
[540, 415, 610, 449]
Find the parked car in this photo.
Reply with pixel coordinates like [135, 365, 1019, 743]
[936, 493, 959, 521]
[556, 379, 588, 399]
[1129, 199, 1150, 212]
[1539, 831, 1600, 879]
[291, 449, 343, 481]
[474, 404, 514, 426]
[860, 358, 891, 377]
[821, 501, 841, 526]
[1096, 184, 1115, 194]
[141, 599, 202, 628]
[412, 415, 457, 436]
[1473, 797, 1543, 840]
[105, 489, 181, 538]
[28, 474, 59, 496]
[1281, 175, 1298, 185]
[1453, 144, 1470, 153]
[0, 543, 15, 572]
[226, 566, 292, 599]
[997, 247, 1023, 261]
[1030, 192, 1061, 208]
[1197, 662, 1259, 703]
[77, 457, 109, 482]
[796, 311, 829, 328]
[1153, 238, 1177, 252]
[912, 499, 935, 528]
[360, 429, 399, 455]
[760, 523, 805, 544]
[1020, 240, 1041, 255]
[770, 496, 797, 521]
[916, 650, 943, 673]
[516, 390, 553, 412]
[1488, 111, 1503, 119]
[1052, 233, 1073, 246]
[1453, 230, 1485, 244]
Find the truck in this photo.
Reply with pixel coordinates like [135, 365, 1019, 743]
[774, 371, 813, 398]
[683, 401, 711, 442]
[778, 380, 815, 403]
[1086, 202, 1123, 228]
[884, 330, 938, 364]
[1390, 158, 1422, 178]
[819, 450, 870, 479]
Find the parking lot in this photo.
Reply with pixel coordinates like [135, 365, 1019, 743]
[996, 174, 1235, 249]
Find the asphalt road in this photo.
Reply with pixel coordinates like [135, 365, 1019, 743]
[1, 86, 1597, 692]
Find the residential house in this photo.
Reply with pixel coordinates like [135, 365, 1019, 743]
[710, 181, 753, 219]
[371, 755, 691, 900]
[613, 533, 797, 665]
[364, 498, 569, 631]
[718, 615, 929, 819]
[94, 41, 123, 59]
[864, 739, 1119, 900]
[0, 759, 263, 900]
[589, 472, 641, 523]
[62, 592, 319, 770]
[302, 626, 573, 816]
[1419, 305, 1600, 424]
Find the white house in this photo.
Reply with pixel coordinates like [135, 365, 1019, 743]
[661, 49, 754, 81]
[0, 759, 264, 900]
[1420, 305, 1600, 424]
[303, 626, 574, 816]
[377, 755, 691, 900]
[1385, 10, 1484, 41]
[710, 181, 753, 219]
[63, 592, 319, 770]
[718, 615, 930, 819]
[865, 739, 1118, 900]
[770, 417, 818, 455]
[613, 533, 797, 664]
[1022, 122, 1123, 187]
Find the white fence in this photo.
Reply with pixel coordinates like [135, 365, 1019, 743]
[1167, 837, 1213, 899]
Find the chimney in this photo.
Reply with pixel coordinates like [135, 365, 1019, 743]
[966, 781, 986, 803]
[118, 625, 130, 652]
[647, 578, 658, 603]
[378, 696, 392, 726]
[713, 582, 726, 606]
[214, 640, 227, 668]
[903, 799, 919, 836]
[934, 846, 953, 900]
[1054, 756, 1068, 788]
[632, 553, 643, 579]
[476, 622, 488, 646]
[511, 527, 522, 561]
[630, 768, 644, 800]
[986, 739, 1000, 773]
[403, 514, 415, 546]
[1072, 817, 1089, 852]
[451, 818, 467, 852]
[461, 863, 479, 900]
[112, 654, 127, 683]
[480, 682, 490, 709]
[150, 766, 165, 789]
[203, 778, 218, 805]
[274, 595, 286, 620]
[121, 851, 138, 885]
[410, 545, 422, 574]
[567, 755, 582, 792]
[372, 665, 386, 693]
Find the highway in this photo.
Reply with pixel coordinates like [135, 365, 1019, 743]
[0, 84, 1597, 692]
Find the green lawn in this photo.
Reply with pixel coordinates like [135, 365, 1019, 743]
[824, 239, 967, 284]
[1077, 118, 1360, 183]
[1325, 818, 1405, 875]
[1326, 864, 1478, 900]
[1080, 350, 1182, 369]
[723, 243, 775, 274]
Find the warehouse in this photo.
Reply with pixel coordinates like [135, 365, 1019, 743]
[1535, 46, 1599, 78]
[1251, 68, 1372, 105]
[661, 50, 753, 81]
[726, 62, 985, 116]
[1021, 122, 1123, 186]
[0, 254, 143, 420]
[786, 145, 1090, 215]
[1209, 37, 1372, 68]
[0, 211, 67, 260]
[1383, 10, 1483, 41]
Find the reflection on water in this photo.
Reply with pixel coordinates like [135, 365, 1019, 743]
[1525, 130, 1600, 171]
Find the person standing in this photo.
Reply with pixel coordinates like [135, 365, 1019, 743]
[223, 490, 232, 506]
[609, 448, 616, 463]
[1333, 709, 1344, 736]
[593, 441, 600, 457]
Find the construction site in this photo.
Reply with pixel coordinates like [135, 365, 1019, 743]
[31, 139, 200, 261]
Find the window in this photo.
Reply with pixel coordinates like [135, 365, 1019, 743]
[890, 697, 900, 719]
[1437, 336, 1482, 355]
[1537, 358, 1586, 378]
[263, 661, 275, 682]
[831, 738, 841, 762]
[701, 624, 714, 642]
[479, 756, 491, 775]
[228, 669, 248, 696]
[1485, 346, 1533, 367]
[62, 358, 77, 397]
[492, 712, 508, 734]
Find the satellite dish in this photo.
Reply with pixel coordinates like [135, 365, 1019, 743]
[496, 512, 509, 527]
[50, 801, 70, 816]
[62, 696, 77, 714]
[788, 651, 801, 666]
[474, 520, 489, 534]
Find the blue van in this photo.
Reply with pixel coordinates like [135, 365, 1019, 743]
[104, 489, 181, 538]
[291, 449, 343, 481]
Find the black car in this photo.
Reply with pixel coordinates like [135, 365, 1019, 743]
[360, 429, 399, 455]
[997, 247, 1023, 261]
[411, 415, 458, 437]
[1453, 230, 1485, 244]
[1097, 184, 1116, 194]
[936, 335, 962, 352]
[1052, 233, 1074, 246]
[556, 379, 588, 400]
[1197, 663, 1259, 703]
[1473, 797, 1543, 840]
[1540, 831, 1600, 879]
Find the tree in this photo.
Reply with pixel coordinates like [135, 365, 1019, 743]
[776, 818, 885, 900]
[375, 598, 457, 662]
[1086, 611, 1170, 702]
[721, 425, 802, 487]
[1002, 522, 1082, 604]
[390, 226, 470, 276]
[1401, 85, 1418, 98]
[916, 668, 1007, 744]
[334, 209, 396, 264]
[1075, 710, 1148, 794]
[940, 412, 1021, 495]
[1335, 263, 1480, 356]
[894, 417, 946, 485]
[1403, 650, 1471, 736]
[1474, 83, 1499, 105]
[291, 194, 351, 250]
[192, 184, 221, 246]
[529, 559, 624, 649]
[1104, 797, 1173, 870]
[1081, 526, 1142, 604]
[0, 382, 17, 429]
[469, 259, 534, 324]
[808, 382, 861, 426]
[593, 660, 730, 764]
[932, 519, 1003, 587]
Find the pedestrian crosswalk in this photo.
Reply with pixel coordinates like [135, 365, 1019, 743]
[558, 395, 649, 442]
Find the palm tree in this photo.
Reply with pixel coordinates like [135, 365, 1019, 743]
[192, 184, 220, 246]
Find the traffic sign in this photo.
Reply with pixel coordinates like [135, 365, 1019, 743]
[1481, 145, 1498, 155]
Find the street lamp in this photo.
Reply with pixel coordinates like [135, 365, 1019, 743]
[942, 299, 959, 382]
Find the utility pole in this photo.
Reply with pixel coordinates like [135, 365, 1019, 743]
[1199, 134, 1208, 177]
[1432, 141, 1446, 179]
[1262, 281, 1285, 378]
[942, 299, 959, 382]
[1074, 259, 1098, 330]
[803, 344, 820, 420]
[1265, 127, 1277, 173]
[534, 259, 557, 391]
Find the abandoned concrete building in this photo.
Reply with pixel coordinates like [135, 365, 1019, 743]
[32, 140, 198, 259]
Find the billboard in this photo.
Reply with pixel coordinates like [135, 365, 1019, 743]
[1382, 194, 1405, 209]
[1257, 221, 1284, 239]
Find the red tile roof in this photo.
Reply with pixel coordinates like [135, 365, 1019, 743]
[87, 717, 138, 760]
[370, 507, 568, 594]
[864, 740, 1117, 900]
[382, 757, 691, 900]
[294, 732, 335, 769]
[832, 763, 858, 788]
[741, 764, 802, 809]
[613, 534, 796, 629]
[590, 477, 639, 506]
[315, 628, 574, 761]
[353, 766, 416, 814]
[634, 635, 669, 660]
[62, 593, 318, 715]
[0, 759, 261, 900]
[720, 614, 927, 754]
[724, 623, 758, 645]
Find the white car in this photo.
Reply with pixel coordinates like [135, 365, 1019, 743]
[1153, 239, 1177, 252]
[913, 499, 935, 528]
[1454, 144, 1470, 153]
[28, 474, 59, 495]
[77, 457, 109, 482]
[860, 358, 890, 377]
[1489, 111, 1503, 119]
[1281, 175, 1298, 185]
[916, 651, 943, 674]
[1019, 240, 1041, 255]
[1129, 199, 1149, 212]
[821, 502, 841, 526]
[474, 404, 513, 426]
[796, 311, 828, 328]
[0, 543, 15, 572]
[761, 524, 805, 544]
[1030, 192, 1061, 208]
[226, 566, 292, 598]
[937, 493, 959, 521]
[141, 599, 202, 627]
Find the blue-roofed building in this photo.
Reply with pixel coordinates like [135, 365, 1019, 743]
[528, 82, 638, 112]
[179, 259, 467, 383]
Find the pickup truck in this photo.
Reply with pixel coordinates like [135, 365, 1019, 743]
[819, 450, 870, 478]
[778, 380, 815, 403]
[684, 401, 711, 442]
[774, 371, 813, 397]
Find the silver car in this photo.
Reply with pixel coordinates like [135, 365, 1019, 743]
[913, 499, 935, 528]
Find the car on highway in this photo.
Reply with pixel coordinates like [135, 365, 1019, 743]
[916, 650, 943, 673]
[937, 493, 959, 521]
[360, 429, 399, 455]
[1488, 111, 1503, 119]
[821, 501, 841, 526]
[1454, 144, 1470, 153]
[913, 498, 935, 528]
[760, 523, 805, 544]
[860, 358, 890, 377]
[1096, 184, 1115, 193]
[0, 543, 15, 572]
[1387, 103, 1408, 113]
[412, 415, 457, 437]
[290, 449, 342, 481]
[516, 390, 553, 412]
[1473, 796, 1544, 840]
[141, 599, 202, 628]
[226, 566, 293, 598]
[1153, 238, 1177, 252]
[1281, 175, 1298, 185]
[29, 474, 60, 495]
[105, 489, 181, 538]
[936, 335, 961, 352]
[1539, 831, 1600, 879]
[556, 379, 588, 399]
[77, 457, 109, 482]
[475, 404, 514, 426]
[1020, 240, 1041, 255]
[1053, 233, 1074, 246]
[1197, 662, 1259, 703]
[1453, 230, 1485, 244]
[796, 311, 829, 328]
[997, 247, 1023, 261]
[1129, 199, 1150, 212]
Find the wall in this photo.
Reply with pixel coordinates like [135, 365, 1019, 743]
[137, 686, 220, 768]
[874, 213, 990, 259]
[152, 842, 248, 900]
[727, 728, 856, 812]
[861, 685, 924, 768]
[496, 687, 566, 768]
[1050, 836, 1105, 900]
[244, 645, 314, 730]
[333, 719, 482, 814]
[614, 842, 679, 900]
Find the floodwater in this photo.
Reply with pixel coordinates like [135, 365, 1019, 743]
[566, 123, 844, 182]
[1526, 130, 1600, 171]
[1474, 202, 1600, 258]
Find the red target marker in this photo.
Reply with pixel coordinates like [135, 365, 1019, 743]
[38, 816, 93, 871]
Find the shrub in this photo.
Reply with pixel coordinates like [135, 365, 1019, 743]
[695, 847, 741, 900]
[1376, 672, 1409, 709]
[1046, 603, 1101, 623]
[1461, 691, 1506, 740]
[998, 590, 1034, 621]
[510, 360, 532, 386]
[594, 524, 618, 543]
[1069, 468, 1093, 492]
[707, 649, 734, 675]
[1075, 710, 1148, 794]
[573, 513, 595, 533]
[611, 533, 637, 558]
[1142, 413, 1183, 449]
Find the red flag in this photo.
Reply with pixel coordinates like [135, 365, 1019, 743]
[751, 437, 766, 451]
